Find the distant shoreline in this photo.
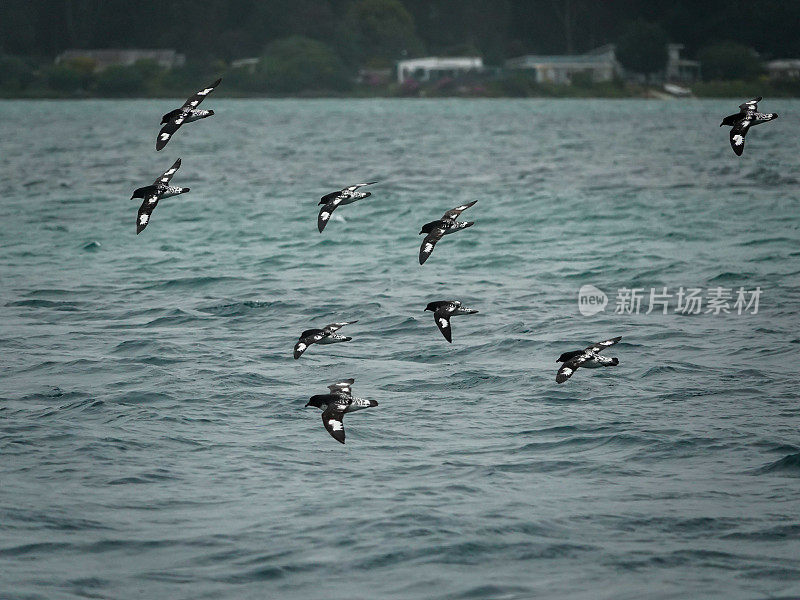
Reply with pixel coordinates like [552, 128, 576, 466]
[2, 88, 799, 100]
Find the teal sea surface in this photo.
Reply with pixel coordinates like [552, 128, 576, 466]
[1, 98, 799, 599]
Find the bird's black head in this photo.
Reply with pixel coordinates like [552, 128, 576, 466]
[610, 357, 620, 366]
[161, 108, 181, 125]
[208, 109, 215, 116]
[305, 396, 327, 409]
[556, 350, 583, 363]
[419, 221, 437, 235]
[424, 301, 443, 312]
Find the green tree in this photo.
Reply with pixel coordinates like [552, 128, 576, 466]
[94, 65, 145, 96]
[342, 0, 424, 66]
[256, 36, 349, 93]
[615, 19, 668, 76]
[45, 58, 96, 93]
[0, 55, 34, 90]
[698, 41, 763, 81]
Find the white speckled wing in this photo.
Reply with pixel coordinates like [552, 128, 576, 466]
[729, 120, 751, 156]
[556, 355, 587, 384]
[321, 399, 351, 444]
[433, 308, 453, 343]
[586, 336, 621, 354]
[154, 158, 182, 185]
[419, 228, 445, 264]
[136, 194, 160, 234]
[181, 78, 222, 111]
[441, 200, 477, 221]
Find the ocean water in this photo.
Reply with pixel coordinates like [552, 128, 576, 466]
[1, 98, 799, 600]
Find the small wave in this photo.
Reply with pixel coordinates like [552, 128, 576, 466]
[709, 271, 753, 283]
[0, 541, 74, 557]
[144, 308, 202, 327]
[7, 299, 81, 310]
[723, 523, 800, 541]
[111, 391, 175, 404]
[755, 453, 800, 476]
[739, 236, 795, 247]
[145, 276, 247, 290]
[58, 399, 105, 413]
[112, 339, 158, 354]
[743, 166, 798, 186]
[197, 300, 276, 316]
[107, 470, 176, 485]
[446, 584, 535, 599]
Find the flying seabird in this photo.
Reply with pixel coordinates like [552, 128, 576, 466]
[424, 300, 478, 343]
[293, 321, 357, 359]
[317, 182, 378, 232]
[305, 378, 377, 444]
[720, 96, 778, 156]
[555, 336, 622, 384]
[418, 201, 477, 265]
[131, 158, 190, 234]
[156, 78, 221, 151]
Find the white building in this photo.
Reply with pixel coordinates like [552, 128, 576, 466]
[766, 59, 800, 80]
[505, 45, 620, 84]
[56, 49, 185, 72]
[231, 57, 259, 72]
[396, 57, 483, 84]
[665, 44, 700, 82]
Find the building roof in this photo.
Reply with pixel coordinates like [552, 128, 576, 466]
[505, 47, 617, 69]
[510, 54, 613, 65]
[397, 57, 483, 69]
[767, 59, 800, 69]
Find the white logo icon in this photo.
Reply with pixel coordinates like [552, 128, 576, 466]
[578, 284, 608, 316]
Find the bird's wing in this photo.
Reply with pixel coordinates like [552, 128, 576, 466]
[319, 190, 344, 205]
[293, 331, 327, 358]
[136, 194, 159, 234]
[738, 96, 761, 112]
[441, 200, 477, 221]
[586, 336, 622, 354]
[556, 355, 588, 384]
[419, 228, 445, 265]
[321, 398, 351, 444]
[153, 158, 182, 185]
[328, 378, 355, 395]
[433, 307, 453, 343]
[293, 339, 311, 359]
[345, 181, 378, 192]
[323, 321, 357, 333]
[729, 120, 751, 156]
[156, 117, 185, 151]
[181, 78, 222, 111]
[318, 198, 343, 232]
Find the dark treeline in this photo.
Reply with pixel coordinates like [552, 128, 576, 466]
[2, 0, 798, 63]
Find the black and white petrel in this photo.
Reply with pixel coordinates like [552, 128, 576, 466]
[131, 158, 190, 234]
[720, 97, 778, 156]
[293, 321, 357, 359]
[317, 182, 378, 232]
[424, 300, 478, 343]
[156, 78, 221, 151]
[556, 336, 622, 383]
[418, 201, 477, 265]
[305, 378, 378, 444]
